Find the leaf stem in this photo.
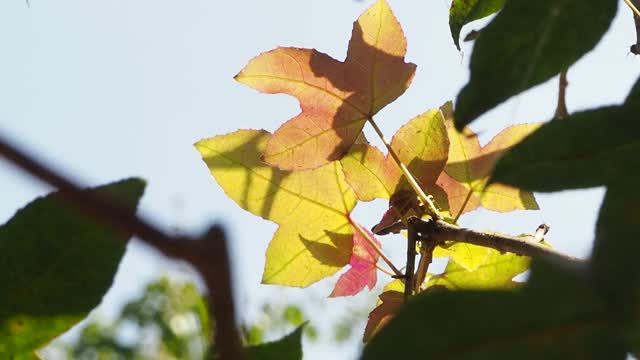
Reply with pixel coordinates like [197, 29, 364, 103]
[376, 264, 394, 277]
[366, 117, 443, 220]
[452, 188, 474, 223]
[625, 0, 640, 18]
[0, 134, 244, 360]
[350, 219, 404, 278]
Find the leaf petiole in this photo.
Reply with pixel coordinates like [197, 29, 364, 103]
[350, 219, 404, 279]
[366, 117, 443, 221]
[624, 0, 640, 17]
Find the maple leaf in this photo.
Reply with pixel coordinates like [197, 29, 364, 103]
[235, 0, 416, 170]
[363, 280, 404, 342]
[427, 248, 531, 290]
[437, 102, 539, 217]
[340, 109, 450, 226]
[195, 129, 357, 287]
[330, 222, 381, 297]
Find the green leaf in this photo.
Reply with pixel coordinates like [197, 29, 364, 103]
[433, 242, 490, 271]
[454, 0, 617, 129]
[247, 325, 304, 360]
[491, 105, 640, 191]
[626, 77, 640, 104]
[0, 178, 146, 359]
[427, 248, 530, 290]
[361, 259, 626, 359]
[590, 179, 640, 349]
[449, 0, 506, 49]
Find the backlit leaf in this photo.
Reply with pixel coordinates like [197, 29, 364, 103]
[427, 248, 530, 290]
[340, 109, 449, 208]
[196, 130, 357, 287]
[330, 224, 381, 297]
[433, 242, 490, 272]
[363, 290, 403, 343]
[449, 0, 506, 49]
[454, 0, 617, 128]
[439, 103, 539, 216]
[235, 0, 416, 170]
[0, 179, 146, 359]
[491, 105, 640, 191]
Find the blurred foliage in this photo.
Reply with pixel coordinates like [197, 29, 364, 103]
[58, 277, 372, 359]
[64, 277, 211, 360]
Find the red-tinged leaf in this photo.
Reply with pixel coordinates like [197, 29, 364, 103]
[330, 224, 381, 297]
[371, 207, 401, 235]
[439, 102, 539, 217]
[235, 0, 416, 170]
[341, 109, 450, 211]
[363, 290, 403, 342]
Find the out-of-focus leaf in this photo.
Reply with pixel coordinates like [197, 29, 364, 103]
[196, 130, 357, 287]
[283, 306, 304, 326]
[0, 178, 146, 359]
[449, 0, 506, 49]
[330, 224, 381, 297]
[454, 0, 617, 128]
[491, 105, 640, 192]
[247, 325, 304, 360]
[590, 179, 640, 350]
[362, 259, 626, 359]
[235, 0, 415, 170]
[625, 76, 640, 104]
[438, 102, 539, 217]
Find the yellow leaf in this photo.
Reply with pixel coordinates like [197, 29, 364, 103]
[195, 129, 357, 287]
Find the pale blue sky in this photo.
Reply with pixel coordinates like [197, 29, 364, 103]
[1, 0, 639, 358]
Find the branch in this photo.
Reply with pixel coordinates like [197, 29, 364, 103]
[404, 221, 417, 301]
[413, 219, 583, 264]
[554, 70, 569, 119]
[0, 133, 244, 360]
[626, 0, 640, 54]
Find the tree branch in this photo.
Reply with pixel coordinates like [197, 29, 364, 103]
[413, 219, 583, 264]
[554, 69, 569, 119]
[0, 133, 244, 360]
[404, 221, 417, 301]
[626, 0, 640, 54]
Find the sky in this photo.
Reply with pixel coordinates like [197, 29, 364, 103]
[1, 0, 639, 359]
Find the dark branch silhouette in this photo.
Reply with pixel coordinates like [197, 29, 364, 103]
[0, 133, 244, 360]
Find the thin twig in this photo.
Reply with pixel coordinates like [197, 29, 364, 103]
[350, 220, 404, 278]
[554, 70, 569, 119]
[404, 221, 417, 301]
[376, 264, 394, 277]
[452, 188, 474, 223]
[366, 117, 443, 221]
[630, 0, 640, 54]
[0, 134, 244, 360]
[413, 219, 582, 264]
[625, 0, 640, 18]
[411, 218, 438, 293]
